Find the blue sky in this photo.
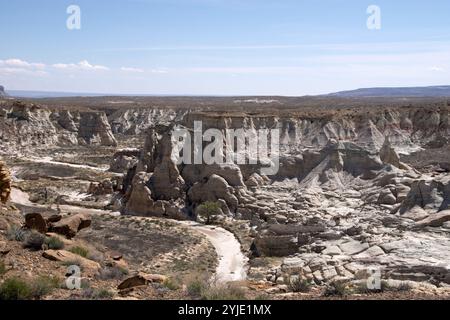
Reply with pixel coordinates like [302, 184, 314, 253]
[1, 0, 450, 95]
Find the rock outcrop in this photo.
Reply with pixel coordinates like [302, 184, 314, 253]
[0, 85, 7, 98]
[0, 159, 11, 203]
[78, 112, 117, 146]
[49, 213, 92, 238]
[0, 101, 117, 154]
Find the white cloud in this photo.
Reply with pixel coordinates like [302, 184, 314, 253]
[429, 66, 445, 72]
[0, 58, 47, 77]
[0, 58, 46, 69]
[149, 69, 169, 74]
[120, 67, 144, 73]
[52, 60, 109, 71]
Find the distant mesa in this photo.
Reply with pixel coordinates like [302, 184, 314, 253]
[328, 85, 450, 98]
[0, 85, 7, 97]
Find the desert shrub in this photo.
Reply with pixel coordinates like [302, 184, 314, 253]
[30, 275, 61, 298]
[186, 274, 209, 297]
[163, 277, 181, 291]
[323, 281, 350, 297]
[69, 246, 89, 258]
[97, 266, 128, 280]
[187, 278, 206, 297]
[201, 284, 247, 300]
[0, 277, 32, 300]
[0, 260, 6, 275]
[94, 288, 114, 299]
[7, 226, 26, 242]
[23, 230, 45, 251]
[196, 201, 222, 224]
[87, 249, 105, 262]
[81, 287, 114, 300]
[44, 236, 65, 250]
[287, 275, 312, 293]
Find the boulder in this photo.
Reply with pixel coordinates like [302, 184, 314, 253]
[118, 272, 167, 290]
[252, 234, 299, 257]
[414, 210, 450, 228]
[188, 174, 239, 212]
[49, 213, 91, 238]
[24, 213, 47, 233]
[338, 240, 369, 256]
[42, 249, 100, 275]
[0, 159, 11, 203]
[77, 112, 117, 146]
[124, 172, 172, 217]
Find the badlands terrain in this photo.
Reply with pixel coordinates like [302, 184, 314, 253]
[1, 93, 450, 300]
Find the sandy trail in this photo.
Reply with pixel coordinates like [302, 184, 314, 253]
[23, 156, 109, 172]
[10, 188, 248, 283]
[175, 220, 248, 283]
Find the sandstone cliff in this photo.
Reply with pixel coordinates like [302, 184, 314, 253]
[0, 101, 117, 154]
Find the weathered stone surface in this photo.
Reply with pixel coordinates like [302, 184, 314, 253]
[110, 149, 140, 173]
[188, 174, 239, 212]
[0, 159, 11, 203]
[118, 272, 167, 290]
[49, 213, 91, 238]
[399, 177, 450, 215]
[78, 112, 117, 146]
[253, 234, 299, 257]
[339, 241, 369, 256]
[322, 245, 342, 256]
[42, 249, 100, 274]
[24, 213, 47, 233]
[414, 210, 450, 228]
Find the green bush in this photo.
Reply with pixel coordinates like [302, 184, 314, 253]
[30, 275, 61, 298]
[81, 288, 114, 300]
[95, 289, 114, 299]
[69, 246, 89, 258]
[323, 281, 350, 297]
[7, 226, 26, 242]
[196, 201, 222, 224]
[0, 261, 6, 275]
[163, 277, 181, 291]
[97, 266, 128, 280]
[186, 276, 208, 297]
[0, 277, 32, 300]
[287, 275, 312, 293]
[201, 284, 247, 300]
[23, 230, 45, 251]
[45, 236, 65, 250]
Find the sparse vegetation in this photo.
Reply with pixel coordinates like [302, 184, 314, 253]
[44, 236, 65, 250]
[69, 246, 89, 258]
[163, 277, 181, 291]
[81, 287, 114, 300]
[7, 226, 26, 242]
[23, 230, 45, 251]
[0, 260, 7, 275]
[0, 277, 32, 300]
[201, 283, 247, 300]
[196, 201, 222, 224]
[323, 281, 351, 297]
[186, 275, 208, 298]
[30, 275, 61, 298]
[287, 275, 312, 293]
[97, 266, 129, 280]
